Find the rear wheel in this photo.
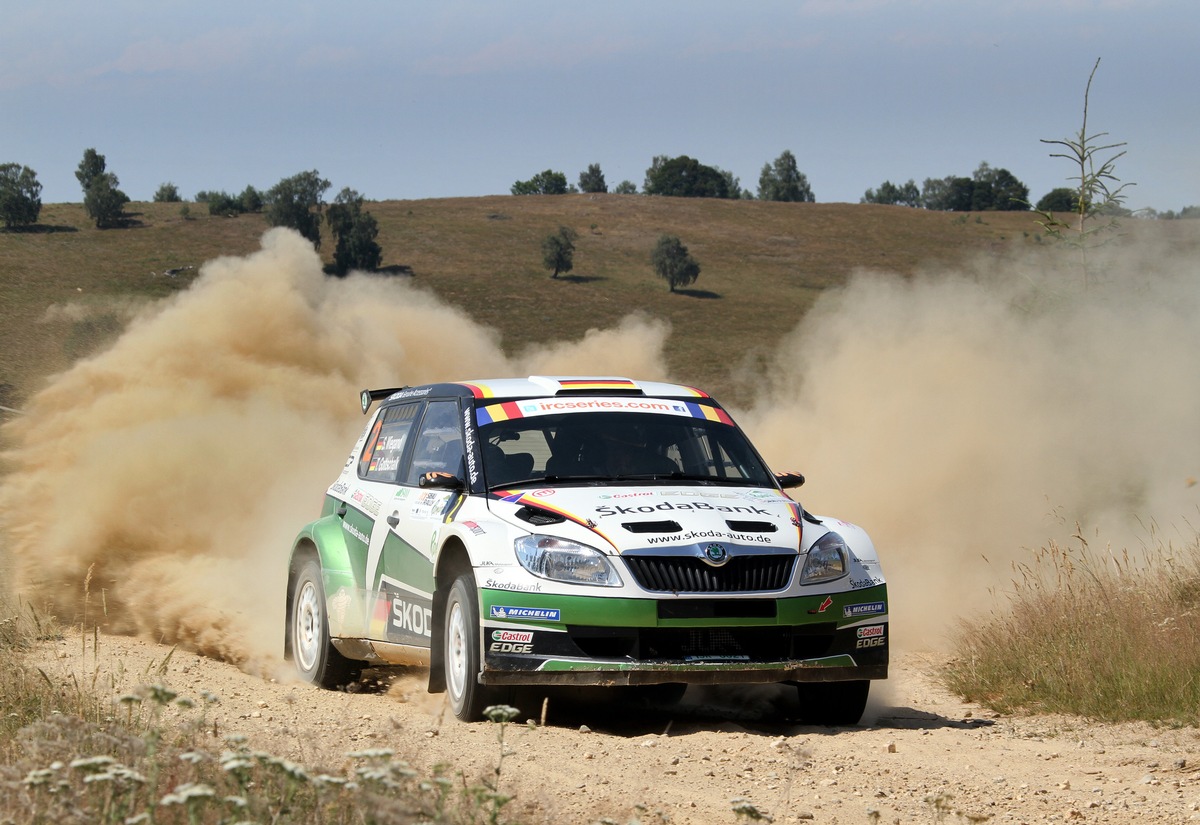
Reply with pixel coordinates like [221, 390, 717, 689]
[289, 557, 361, 689]
[444, 573, 506, 721]
[793, 679, 870, 726]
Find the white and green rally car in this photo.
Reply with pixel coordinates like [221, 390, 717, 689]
[286, 376, 887, 724]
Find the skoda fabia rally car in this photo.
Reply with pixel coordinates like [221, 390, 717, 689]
[286, 377, 887, 723]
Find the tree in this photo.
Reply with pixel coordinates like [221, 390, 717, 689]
[720, 168, 752, 200]
[511, 170, 568, 195]
[970, 162, 1029, 211]
[240, 185, 264, 213]
[74, 148, 106, 192]
[651, 234, 701, 292]
[643, 155, 731, 199]
[206, 191, 243, 217]
[76, 149, 129, 228]
[757, 150, 815, 202]
[0, 163, 42, 229]
[921, 175, 974, 211]
[861, 179, 921, 207]
[642, 155, 668, 194]
[326, 188, 383, 276]
[578, 163, 607, 193]
[613, 180, 638, 195]
[153, 182, 181, 202]
[541, 225, 578, 278]
[266, 170, 330, 248]
[1036, 187, 1078, 213]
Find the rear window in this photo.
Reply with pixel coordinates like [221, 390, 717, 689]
[359, 402, 420, 482]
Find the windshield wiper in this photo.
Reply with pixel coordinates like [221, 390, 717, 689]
[487, 474, 611, 490]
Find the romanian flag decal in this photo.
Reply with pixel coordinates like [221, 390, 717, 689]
[684, 401, 734, 425]
[476, 401, 525, 426]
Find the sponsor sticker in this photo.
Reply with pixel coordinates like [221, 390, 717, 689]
[342, 521, 370, 545]
[391, 596, 432, 638]
[386, 387, 432, 400]
[351, 488, 383, 517]
[491, 630, 534, 643]
[484, 578, 543, 592]
[843, 601, 886, 618]
[857, 625, 885, 639]
[462, 407, 479, 484]
[489, 606, 561, 621]
[596, 501, 771, 518]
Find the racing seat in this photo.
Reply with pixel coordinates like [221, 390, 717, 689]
[484, 444, 536, 486]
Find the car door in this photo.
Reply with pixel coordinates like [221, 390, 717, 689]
[345, 400, 422, 641]
[368, 398, 466, 648]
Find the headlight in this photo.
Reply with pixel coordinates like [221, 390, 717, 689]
[800, 531, 848, 585]
[513, 535, 623, 587]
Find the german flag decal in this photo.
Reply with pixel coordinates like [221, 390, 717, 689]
[555, 378, 639, 392]
[459, 383, 496, 399]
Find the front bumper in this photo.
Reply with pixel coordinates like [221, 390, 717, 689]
[479, 584, 889, 687]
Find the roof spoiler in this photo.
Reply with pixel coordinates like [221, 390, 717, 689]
[360, 387, 406, 415]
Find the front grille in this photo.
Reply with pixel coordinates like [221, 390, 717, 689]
[625, 554, 796, 593]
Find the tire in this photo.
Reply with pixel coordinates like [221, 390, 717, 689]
[793, 679, 870, 726]
[289, 557, 361, 689]
[444, 573, 506, 721]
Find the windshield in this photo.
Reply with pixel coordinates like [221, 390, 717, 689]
[476, 406, 775, 489]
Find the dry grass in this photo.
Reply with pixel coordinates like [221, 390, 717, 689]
[944, 525, 1200, 724]
[0, 602, 532, 824]
[5, 197, 1196, 411]
[0, 196, 1065, 411]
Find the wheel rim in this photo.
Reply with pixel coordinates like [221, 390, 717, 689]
[445, 598, 470, 704]
[294, 579, 322, 673]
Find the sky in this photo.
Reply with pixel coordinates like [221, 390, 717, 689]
[2, 0, 1197, 212]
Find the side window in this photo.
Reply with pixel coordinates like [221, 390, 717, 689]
[404, 400, 464, 485]
[359, 402, 420, 482]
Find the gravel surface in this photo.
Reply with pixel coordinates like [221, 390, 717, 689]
[30, 631, 1200, 824]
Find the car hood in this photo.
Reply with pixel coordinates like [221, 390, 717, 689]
[485, 484, 807, 554]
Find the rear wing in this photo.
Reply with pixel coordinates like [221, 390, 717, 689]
[359, 387, 406, 415]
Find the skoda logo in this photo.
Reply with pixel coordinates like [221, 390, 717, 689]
[703, 543, 729, 566]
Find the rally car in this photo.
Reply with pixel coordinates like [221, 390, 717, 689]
[285, 376, 887, 723]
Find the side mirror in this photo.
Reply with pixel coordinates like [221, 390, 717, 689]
[420, 471, 464, 490]
[774, 470, 805, 489]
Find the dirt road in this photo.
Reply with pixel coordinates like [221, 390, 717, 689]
[30, 631, 1199, 824]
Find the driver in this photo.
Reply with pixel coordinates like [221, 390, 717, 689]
[595, 422, 677, 477]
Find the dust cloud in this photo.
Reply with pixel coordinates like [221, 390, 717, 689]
[1, 228, 1196, 671]
[0, 228, 669, 670]
[740, 245, 1200, 647]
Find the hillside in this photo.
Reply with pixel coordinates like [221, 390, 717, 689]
[1, 195, 1189, 409]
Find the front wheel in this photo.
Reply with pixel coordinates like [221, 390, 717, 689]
[289, 557, 361, 689]
[793, 679, 870, 726]
[444, 573, 507, 721]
